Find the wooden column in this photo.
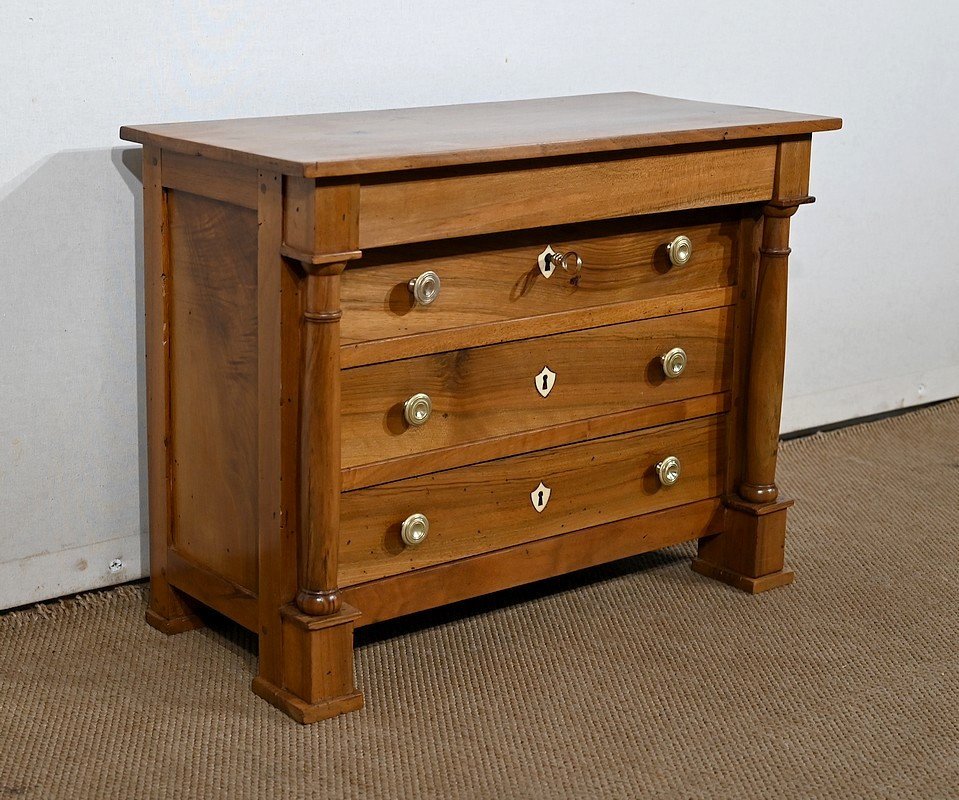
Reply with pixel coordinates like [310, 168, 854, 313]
[296, 264, 348, 615]
[693, 136, 812, 593]
[738, 202, 801, 503]
[252, 177, 364, 722]
[279, 179, 362, 616]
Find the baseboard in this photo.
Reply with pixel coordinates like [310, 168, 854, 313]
[0, 533, 144, 611]
[780, 366, 959, 434]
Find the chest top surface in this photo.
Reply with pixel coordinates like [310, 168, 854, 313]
[120, 91, 840, 179]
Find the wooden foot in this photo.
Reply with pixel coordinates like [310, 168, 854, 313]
[145, 583, 204, 635]
[690, 559, 794, 593]
[145, 605, 204, 635]
[252, 602, 363, 724]
[693, 497, 795, 593]
[252, 676, 363, 724]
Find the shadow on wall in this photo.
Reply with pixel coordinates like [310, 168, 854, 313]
[0, 146, 149, 608]
[114, 147, 147, 574]
[115, 147, 147, 577]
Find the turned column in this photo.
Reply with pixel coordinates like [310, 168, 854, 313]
[295, 265, 347, 614]
[738, 201, 804, 504]
[737, 136, 814, 504]
[280, 179, 361, 616]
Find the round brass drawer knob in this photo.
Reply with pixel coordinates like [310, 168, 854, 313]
[408, 271, 441, 306]
[666, 235, 692, 267]
[400, 513, 429, 547]
[660, 347, 687, 378]
[655, 455, 682, 487]
[403, 392, 432, 426]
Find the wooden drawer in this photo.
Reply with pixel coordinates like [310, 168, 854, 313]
[341, 305, 733, 470]
[339, 415, 725, 586]
[357, 142, 776, 247]
[340, 209, 742, 366]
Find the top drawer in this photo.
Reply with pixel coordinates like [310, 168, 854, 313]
[340, 209, 743, 366]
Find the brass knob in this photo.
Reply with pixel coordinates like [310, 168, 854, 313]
[550, 250, 583, 274]
[660, 347, 687, 379]
[403, 392, 432, 426]
[408, 271, 441, 306]
[400, 513, 429, 547]
[666, 235, 692, 267]
[655, 456, 681, 487]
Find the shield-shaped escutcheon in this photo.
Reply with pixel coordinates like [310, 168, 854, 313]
[534, 366, 556, 398]
[530, 481, 551, 512]
[537, 245, 558, 278]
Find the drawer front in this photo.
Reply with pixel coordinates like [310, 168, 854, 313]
[357, 143, 776, 247]
[339, 415, 725, 586]
[341, 305, 733, 469]
[340, 210, 741, 354]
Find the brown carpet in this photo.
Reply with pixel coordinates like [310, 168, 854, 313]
[2, 401, 958, 799]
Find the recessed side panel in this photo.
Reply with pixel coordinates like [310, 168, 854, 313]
[169, 191, 259, 593]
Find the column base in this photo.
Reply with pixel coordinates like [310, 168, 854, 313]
[691, 558, 794, 594]
[253, 602, 363, 724]
[693, 496, 795, 594]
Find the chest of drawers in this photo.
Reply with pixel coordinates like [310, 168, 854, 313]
[121, 92, 840, 723]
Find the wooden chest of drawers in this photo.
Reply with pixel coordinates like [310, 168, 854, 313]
[121, 92, 840, 723]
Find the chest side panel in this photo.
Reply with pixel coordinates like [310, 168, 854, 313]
[168, 191, 260, 593]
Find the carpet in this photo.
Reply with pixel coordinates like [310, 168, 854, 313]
[1, 400, 957, 799]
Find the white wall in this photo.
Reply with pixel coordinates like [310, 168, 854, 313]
[2, 0, 957, 609]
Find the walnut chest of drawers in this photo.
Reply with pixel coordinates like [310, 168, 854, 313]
[120, 92, 840, 723]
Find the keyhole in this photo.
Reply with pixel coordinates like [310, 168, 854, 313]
[544, 257, 553, 273]
[542, 375, 549, 391]
[537, 490, 544, 507]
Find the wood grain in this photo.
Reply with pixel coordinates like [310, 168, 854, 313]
[161, 151, 258, 209]
[169, 191, 259, 593]
[167, 548, 258, 631]
[282, 177, 362, 261]
[255, 170, 295, 686]
[724, 210, 763, 495]
[142, 147, 204, 633]
[252, 604, 364, 723]
[338, 415, 725, 586]
[342, 393, 729, 491]
[294, 183, 360, 617]
[739, 137, 812, 504]
[694, 497, 795, 592]
[120, 92, 840, 178]
[126, 94, 839, 722]
[341, 209, 740, 351]
[345, 498, 725, 626]
[342, 286, 736, 369]
[279, 605, 362, 704]
[358, 143, 776, 247]
[341, 306, 734, 469]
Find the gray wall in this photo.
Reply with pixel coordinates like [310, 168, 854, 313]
[2, 0, 957, 608]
